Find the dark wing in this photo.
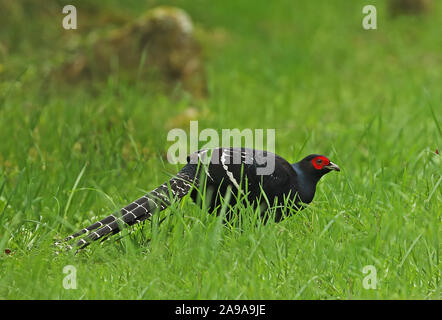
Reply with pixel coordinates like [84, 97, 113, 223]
[193, 147, 296, 200]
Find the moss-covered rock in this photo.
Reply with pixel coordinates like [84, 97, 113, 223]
[59, 6, 207, 99]
[389, 0, 433, 17]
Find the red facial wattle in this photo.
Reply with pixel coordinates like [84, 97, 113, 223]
[311, 156, 330, 170]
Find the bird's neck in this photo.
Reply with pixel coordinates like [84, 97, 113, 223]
[291, 163, 320, 204]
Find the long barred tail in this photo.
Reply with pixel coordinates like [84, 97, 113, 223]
[55, 164, 199, 252]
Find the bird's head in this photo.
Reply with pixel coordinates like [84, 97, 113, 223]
[290, 154, 340, 205]
[297, 154, 340, 179]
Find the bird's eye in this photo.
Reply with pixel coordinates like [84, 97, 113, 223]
[317, 159, 322, 164]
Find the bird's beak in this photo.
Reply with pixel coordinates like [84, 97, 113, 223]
[325, 162, 340, 172]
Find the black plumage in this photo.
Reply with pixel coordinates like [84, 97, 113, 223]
[56, 147, 340, 251]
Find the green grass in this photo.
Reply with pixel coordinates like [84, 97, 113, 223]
[0, 0, 440, 299]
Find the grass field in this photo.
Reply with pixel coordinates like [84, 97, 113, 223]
[0, 0, 440, 299]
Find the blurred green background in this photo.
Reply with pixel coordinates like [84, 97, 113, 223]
[0, 0, 440, 299]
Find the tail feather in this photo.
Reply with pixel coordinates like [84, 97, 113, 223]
[56, 163, 199, 252]
[55, 195, 149, 245]
[75, 196, 163, 250]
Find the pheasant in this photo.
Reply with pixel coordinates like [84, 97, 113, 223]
[56, 147, 340, 251]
